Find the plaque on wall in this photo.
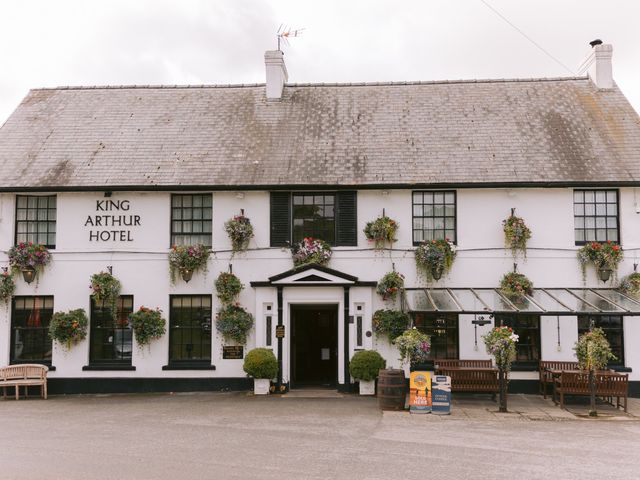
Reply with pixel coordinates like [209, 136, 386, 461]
[275, 325, 285, 338]
[222, 346, 244, 359]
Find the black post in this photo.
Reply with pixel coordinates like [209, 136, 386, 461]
[343, 286, 351, 393]
[277, 286, 283, 391]
[499, 367, 508, 413]
[589, 369, 597, 417]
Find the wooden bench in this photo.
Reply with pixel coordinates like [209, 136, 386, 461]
[553, 371, 628, 412]
[0, 364, 49, 400]
[434, 360, 498, 399]
[539, 361, 579, 399]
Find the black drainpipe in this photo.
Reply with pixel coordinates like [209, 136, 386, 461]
[343, 286, 351, 393]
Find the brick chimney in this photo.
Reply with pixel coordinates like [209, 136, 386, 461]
[265, 50, 288, 100]
[584, 41, 613, 89]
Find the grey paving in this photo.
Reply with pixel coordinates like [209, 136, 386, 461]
[1, 78, 640, 190]
[2, 392, 640, 479]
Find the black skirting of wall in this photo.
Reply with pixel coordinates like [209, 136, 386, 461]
[48, 377, 252, 395]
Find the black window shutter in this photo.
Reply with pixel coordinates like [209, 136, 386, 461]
[270, 192, 291, 247]
[335, 191, 357, 246]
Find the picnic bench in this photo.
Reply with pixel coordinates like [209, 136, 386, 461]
[0, 364, 48, 400]
[553, 371, 628, 412]
[434, 359, 499, 399]
[538, 361, 579, 399]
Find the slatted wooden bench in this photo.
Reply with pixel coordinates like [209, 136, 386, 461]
[539, 361, 579, 398]
[434, 360, 498, 399]
[553, 371, 628, 412]
[0, 364, 49, 400]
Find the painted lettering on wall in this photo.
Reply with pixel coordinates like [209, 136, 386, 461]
[85, 199, 141, 242]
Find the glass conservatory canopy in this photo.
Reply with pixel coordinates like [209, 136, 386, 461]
[403, 288, 640, 316]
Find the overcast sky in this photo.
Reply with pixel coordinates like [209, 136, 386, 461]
[1, 0, 639, 124]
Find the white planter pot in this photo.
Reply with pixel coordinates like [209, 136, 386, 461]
[253, 378, 271, 395]
[359, 379, 376, 395]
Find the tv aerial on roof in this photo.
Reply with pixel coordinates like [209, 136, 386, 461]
[277, 25, 305, 51]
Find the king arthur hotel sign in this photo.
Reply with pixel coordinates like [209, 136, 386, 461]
[84, 199, 141, 242]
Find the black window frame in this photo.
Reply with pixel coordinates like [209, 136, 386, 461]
[292, 192, 337, 245]
[411, 190, 457, 246]
[578, 315, 625, 367]
[412, 313, 459, 359]
[15, 195, 57, 249]
[495, 314, 541, 370]
[170, 193, 213, 248]
[168, 295, 213, 366]
[10, 296, 54, 366]
[573, 189, 620, 245]
[88, 295, 134, 366]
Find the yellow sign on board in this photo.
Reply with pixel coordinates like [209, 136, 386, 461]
[409, 371, 432, 413]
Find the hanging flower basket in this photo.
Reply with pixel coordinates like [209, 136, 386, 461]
[364, 215, 398, 250]
[224, 214, 254, 253]
[393, 328, 431, 367]
[483, 325, 519, 413]
[7, 242, 51, 284]
[168, 244, 211, 283]
[619, 273, 640, 299]
[49, 308, 88, 349]
[499, 272, 533, 299]
[0, 271, 16, 304]
[216, 304, 254, 345]
[577, 241, 623, 282]
[376, 271, 405, 301]
[90, 271, 122, 320]
[415, 239, 456, 281]
[502, 214, 531, 258]
[129, 306, 166, 347]
[372, 309, 411, 342]
[215, 272, 244, 304]
[291, 237, 332, 268]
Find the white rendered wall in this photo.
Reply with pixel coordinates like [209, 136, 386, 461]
[0, 187, 639, 384]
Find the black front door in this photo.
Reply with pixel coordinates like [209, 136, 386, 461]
[291, 305, 338, 388]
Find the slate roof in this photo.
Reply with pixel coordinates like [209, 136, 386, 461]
[1, 77, 639, 190]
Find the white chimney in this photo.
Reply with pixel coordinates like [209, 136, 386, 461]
[585, 41, 613, 89]
[265, 50, 288, 100]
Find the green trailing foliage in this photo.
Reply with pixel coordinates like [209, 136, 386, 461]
[372, 309, 411, 342]
[129, 306, 166, 347]
[574, 327, 616, 371]
[363, 215, 398, 250]
[502, 214, 531, 258]
[90, 271, 122, 321]
[376, 271, 404, 301]
[394, 328, 431, 366]
[216, 304, 254, 345]
[49, 309, 88, 349]
[215, 272, 244, 304]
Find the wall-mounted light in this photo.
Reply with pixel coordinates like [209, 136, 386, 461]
[21, 267, 36, 284]
[104, 191, 113, 198]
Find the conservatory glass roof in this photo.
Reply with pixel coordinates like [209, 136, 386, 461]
[403, 288, 640, 315]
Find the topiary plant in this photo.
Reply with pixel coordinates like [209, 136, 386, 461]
[243, 348, 278, 379]
[49, 308, 88, 349]
[372, 309, 411, 342]
[349, 350, 386, 381]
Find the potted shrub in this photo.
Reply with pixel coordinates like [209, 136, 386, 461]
[0, 271, 16, 304]
[216, 304, 254, 345]
[483, 326, 519, 413]
[129, 306, 166, 347]
[376, 271, 404, 302]
[168, 244, 211, 283]
[415, 239, 456, 281]
[394, 328, 431, 371]
[291, 237, 332, 268]
[372, 309, 411, 342]
[7, 242, 52, 284]
[349, 350, 386, 395]
[90, 271, 122, 320]
[49, 308, 89, 349]
[243, 348, 278, 395]
[225, 213, 254, 254]
[574, 327, 616, 417]
[502, 213, 532, 259]
[215, 272, 244, 304]
[619, 272, 640, 299]
[364, 215, 398, 250]
[578, 241, 623, 283]
[499, 272, 533, 300]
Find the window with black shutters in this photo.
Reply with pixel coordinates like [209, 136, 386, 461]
[495, 314, 540, 369]
[578, 315, 624, 366]
[15, 195, 57, 248]
[169, 295, 212, 364]
[573, 189, 619, 244]
[270, 191, 357, 247]
[89, 296, 134, 365]
[170, 194, 212, 247]
[10, 296, 54, 365]
[413, 313, 459, 359]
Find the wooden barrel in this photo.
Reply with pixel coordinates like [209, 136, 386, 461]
[377, 369, 406, 411]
